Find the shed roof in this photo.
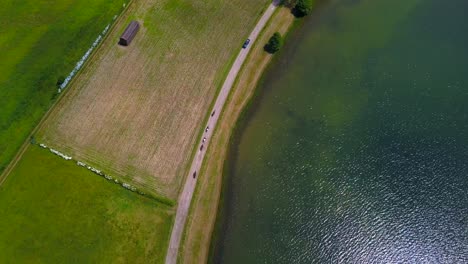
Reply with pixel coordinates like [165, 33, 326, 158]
[120, 21, 140, 45]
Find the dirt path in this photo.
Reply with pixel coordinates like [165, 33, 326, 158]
[164, 2, 278, 264]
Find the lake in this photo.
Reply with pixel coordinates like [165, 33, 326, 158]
[213, 0, 468, 263]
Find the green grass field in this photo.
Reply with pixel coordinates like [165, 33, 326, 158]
[0, 0, 271, 261]
[0, 0, 126, 174]
[0, 146, 173, 263]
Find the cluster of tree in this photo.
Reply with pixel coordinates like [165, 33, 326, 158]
[264, 32, 283, 54]
[263, 0, 314, 54]
[281, 0, 314, 17]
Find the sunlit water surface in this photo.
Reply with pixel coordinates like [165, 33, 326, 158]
[213, 0, 468, 263]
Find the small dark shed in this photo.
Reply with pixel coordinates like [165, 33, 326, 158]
[119, 21, 140, 46]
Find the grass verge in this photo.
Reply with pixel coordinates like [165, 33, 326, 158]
[177, 7, 297, 264]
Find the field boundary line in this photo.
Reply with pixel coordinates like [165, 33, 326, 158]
[174, 1, 275, 198]
[0, 0, 136, 188]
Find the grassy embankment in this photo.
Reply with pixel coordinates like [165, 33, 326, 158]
[37, 0, 269, 200]
[0, 0, 126, 175]
[177, 7, 298, 263]
[0, 146, 173, 263]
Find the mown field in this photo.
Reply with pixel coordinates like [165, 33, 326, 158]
[0, 0, 127, 174]
[37, 0, 269, 200]
[0, 146, 173, 263]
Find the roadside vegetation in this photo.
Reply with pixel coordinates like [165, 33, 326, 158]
[281, 0, 315, 17]
[0, 0, 126, 175]
[0, 146, 173, 263]
[37, 0, 268, 200]
[294, 0, 315, 16]
[178, 7, 297, 263]
[264, 32, 284, 53]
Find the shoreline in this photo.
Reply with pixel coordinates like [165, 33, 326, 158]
[210, 15, 305, 264]
[209, 15, 306, 262]
[177, 7, 300, 263]
[165, 3, 280, 263]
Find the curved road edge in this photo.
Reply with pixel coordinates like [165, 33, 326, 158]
[164, 2, 279, 264]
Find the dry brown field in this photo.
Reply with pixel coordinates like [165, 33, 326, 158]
[37, 0, 268, 199]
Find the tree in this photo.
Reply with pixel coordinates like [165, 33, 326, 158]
[294, 0, 314, 17]
[264, 32, 283, 54]
[280, 0, 297, 8]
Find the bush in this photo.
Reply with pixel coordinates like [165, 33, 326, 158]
[280, 0, 297, 8]
[294, 0, 314, 17]
[56, 75, 65, 87]
[264, 32, 283, 54]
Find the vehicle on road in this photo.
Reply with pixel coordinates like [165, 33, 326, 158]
[205, 126, 209, 132]
[211, 110, 216, 117]
[242, 38, 251, 49]
[192, 171, 196, 178]
[200, 145, 204, 151]
[202, 137, 206, 143]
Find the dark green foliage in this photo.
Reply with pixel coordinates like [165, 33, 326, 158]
[264, 32, 283, 54]
[280, 0, 297, 8]
[294, 0, 314, 17]
[56, 75, 65, 87]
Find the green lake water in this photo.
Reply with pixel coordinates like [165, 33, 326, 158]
[213, 0, 468, 263]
